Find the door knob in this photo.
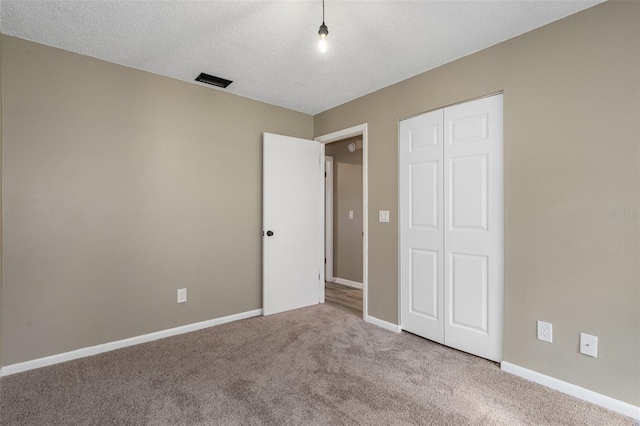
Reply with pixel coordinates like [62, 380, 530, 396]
[266, 230, 274, 236]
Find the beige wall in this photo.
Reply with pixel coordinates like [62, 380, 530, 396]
[325, 136, 363, 166]
[314, 1, 639, 406]
[335, 163, 363, 283]
[326, 138, 363, 282]
[1, 35, 313, 366]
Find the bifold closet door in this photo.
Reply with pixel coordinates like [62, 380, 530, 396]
[443, 95, 503, 362]
[399, 109, 445, 344]
[400, 94, 503, 362]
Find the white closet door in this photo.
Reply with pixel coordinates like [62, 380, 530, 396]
[443, 95, 503, 362]
[400, 109, 445, 344]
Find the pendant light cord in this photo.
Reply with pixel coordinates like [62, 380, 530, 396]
[322, 0, 325, 24]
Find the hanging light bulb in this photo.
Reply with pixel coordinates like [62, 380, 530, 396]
[317, 0, 328, 53]
[318, 23, 328, 53]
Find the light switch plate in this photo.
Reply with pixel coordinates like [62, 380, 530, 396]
[580, 333, 598, 358]
[379, 210, 390, 223]
[177, 288, 187, 303]
[349, 210, 354, 219]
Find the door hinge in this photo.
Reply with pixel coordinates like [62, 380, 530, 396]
[325, 171, 327, 177]
[324, 257, 327, 264]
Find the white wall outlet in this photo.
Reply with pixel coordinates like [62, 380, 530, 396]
[537, 320, 552, 343]
[349, 210, 354, 219]
[177, 288, 187, 303]
[580, 333, 598, 358]
[379, 210, 390, 223]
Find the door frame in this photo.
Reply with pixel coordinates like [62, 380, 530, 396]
[324, 155, 334, 282]
[315, 124, 368, 320]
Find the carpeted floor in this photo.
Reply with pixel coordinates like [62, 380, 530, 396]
[0, 304, 631, 425]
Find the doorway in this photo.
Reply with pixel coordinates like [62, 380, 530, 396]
[316, 124, 368, 320]
[324, 137, 363, 316]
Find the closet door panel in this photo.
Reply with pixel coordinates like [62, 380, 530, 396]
[400, 109, 445, 344]
[444, 95, 504, 362]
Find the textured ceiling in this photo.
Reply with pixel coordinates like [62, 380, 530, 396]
[0, 0, 603, 115]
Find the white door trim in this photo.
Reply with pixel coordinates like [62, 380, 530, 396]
[325, 156, 334, 284]
[315, 124, 368, 321]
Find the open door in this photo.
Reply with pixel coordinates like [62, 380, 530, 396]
[263, 133, 322, 316]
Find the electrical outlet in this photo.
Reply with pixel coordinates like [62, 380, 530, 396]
[537, 321, 552, 343]
[580, 333, 598, 358]
[177, 288, 187, 303]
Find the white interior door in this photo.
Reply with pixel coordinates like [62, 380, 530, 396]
[263, 133, 322, 316]
[400, 109, 445, 344]
[443, 95, 503, 362]
[400, 94, 503, 362]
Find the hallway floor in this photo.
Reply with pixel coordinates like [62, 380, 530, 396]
[324, 281, 362, 317]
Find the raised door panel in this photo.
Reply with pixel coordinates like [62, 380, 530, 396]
[449, 253, 488, 333]
[450, 155, 488, 231]
[448, 113, 488, 145]
[410, 123, 439, 152]
[410, 249, 438, 319]
[410, 161, 438, 229]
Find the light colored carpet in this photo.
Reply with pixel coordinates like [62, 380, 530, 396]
[0, 304, 631, 425]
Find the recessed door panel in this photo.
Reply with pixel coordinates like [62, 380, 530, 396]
[411, 161, 438, 229]
[449, 113, 488, 145]
[450, 155, 488, 231]
[410, 249, 438, 318]
[450, 253, 488, 333]
[410, 124, 439, 152]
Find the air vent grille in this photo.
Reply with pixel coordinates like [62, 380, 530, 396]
[195, 73, 233, 88]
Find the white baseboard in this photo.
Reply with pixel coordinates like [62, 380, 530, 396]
[365, 315, 402, 333]
[1, 308, 263, 377]
[501, 361, 639, 419]
[333, 277, 363, 290]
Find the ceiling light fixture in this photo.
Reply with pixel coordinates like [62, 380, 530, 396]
[317, 0, 328, 53]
